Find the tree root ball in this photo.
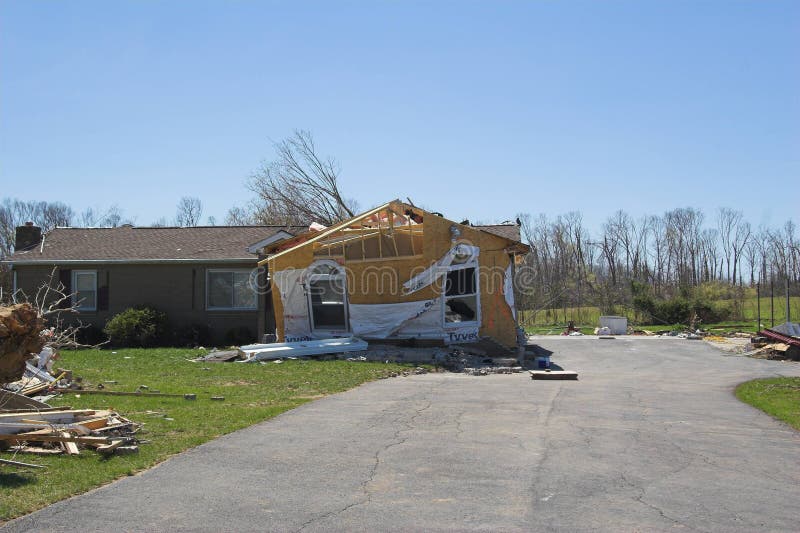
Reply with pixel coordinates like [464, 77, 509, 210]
[0, 303, 46, 383]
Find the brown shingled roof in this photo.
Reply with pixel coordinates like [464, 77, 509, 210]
[7, 225, 307, 263]
[475, 224, 522, 243]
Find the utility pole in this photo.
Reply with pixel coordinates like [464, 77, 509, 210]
[786, 278, 791, 325]
[771, 279, 775, 327]
[756, 282, 761, 333]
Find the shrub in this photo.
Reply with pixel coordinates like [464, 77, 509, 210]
[691, 299, 732, 324]
[76, 324, 107, 346]
[103, 307, 168, 347]
[175, 323, 213, 347]
[224, 326, 253, 346]
[654, 298, 692, 325]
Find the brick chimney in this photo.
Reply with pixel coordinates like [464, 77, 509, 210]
[15, 222, 43, 251]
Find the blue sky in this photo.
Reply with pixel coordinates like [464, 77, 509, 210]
[1, 0, 797, 231]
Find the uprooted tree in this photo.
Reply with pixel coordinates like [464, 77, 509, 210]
[0, 303, 45, 384]
[227, 130, 358, 226]
[1, 269, 102, 383]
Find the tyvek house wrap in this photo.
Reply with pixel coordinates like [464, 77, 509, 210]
[271, 268, 313, 341]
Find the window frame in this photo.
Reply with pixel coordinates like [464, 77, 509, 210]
[205, 268, 258, 311]
[72, 270, 98, 312]
[441, 262, 480, 327]
[306, 260, 350, 333]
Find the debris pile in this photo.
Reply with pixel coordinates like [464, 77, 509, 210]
[1, 303, 144, 465]
[749, 328, 800, 360]
[0, 406, 141, 457]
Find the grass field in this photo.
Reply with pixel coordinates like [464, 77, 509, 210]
[735, 377, 800, 431]
[0, 348, 415, 521]
[520, 295, 800, 334]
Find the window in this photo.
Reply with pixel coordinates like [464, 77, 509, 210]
[443, 264, 479, 324]
[72, 270, 97, 311]
[306, 261, 348, 331]
[207, 269, 257, 310]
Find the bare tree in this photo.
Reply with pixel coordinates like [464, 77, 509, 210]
[731, 219, 751, 286]
[11, 268, 107, 350]
[246, 130, 357, 226]
[78, 204, 133, 227]
[224, 206, 255, 226]
[175, 197, 203, 227]
[0, 199, 74, 257]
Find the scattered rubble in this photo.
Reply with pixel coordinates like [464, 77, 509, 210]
[193, 349, 246, 362]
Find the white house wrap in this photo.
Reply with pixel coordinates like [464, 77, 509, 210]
[348, 299, 438, 338]
[271, 268, 312, 341]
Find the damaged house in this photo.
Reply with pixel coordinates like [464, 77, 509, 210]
[261, 200, 528, 349]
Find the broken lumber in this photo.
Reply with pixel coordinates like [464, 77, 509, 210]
[56, 389, 196, 399]
[0, 433, 112, 446]
[8, 445, 63, 455]
[96, 439, 125, 455]
[0, 457, 46, 469]
[0, 409, 99, 422]
[60, 431, 80, 455]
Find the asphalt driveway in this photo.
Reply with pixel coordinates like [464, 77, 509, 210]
[4, 337, 800, 532]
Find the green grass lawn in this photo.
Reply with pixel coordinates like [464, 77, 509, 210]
[735, 377, 800, 431]
[0, 348, 416, 521]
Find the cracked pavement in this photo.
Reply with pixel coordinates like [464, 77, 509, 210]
[3, 337, 800, 532]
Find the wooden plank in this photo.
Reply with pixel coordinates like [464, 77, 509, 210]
[0, 433, 112, 445]
[0, 458, 46, 469]
[96, 439, 125, 454]
[72, 416, 110, 430]
[9, 446, 63, 455]
[0, 409, 96, 421]
[54, 389, 192, 398]
[361, 231, 366, 260]
[19, 383, 50, 396]
[61, 432, 80, 455]
[11, 427, 61, 437]
[343, 254, 424, 264]
[0, 405, 73, 413]
[91, 422, 135, 433]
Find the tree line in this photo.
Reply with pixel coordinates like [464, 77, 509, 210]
[515, 208, 799, 325]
